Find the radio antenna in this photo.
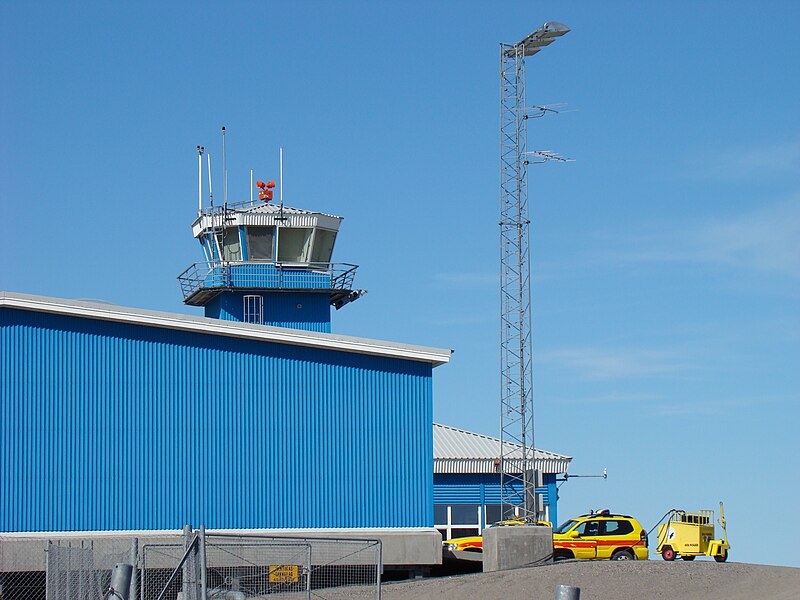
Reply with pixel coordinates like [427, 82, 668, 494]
[207, 153, 214, 207]
[197, 145, 204, 214]
[222, 126, 228, 205]
[279, 146, 285, 222]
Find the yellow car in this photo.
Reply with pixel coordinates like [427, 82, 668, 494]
[552, 510, 649, 561]
[442, 518, 550, 553]
[443, 510, 648, 561]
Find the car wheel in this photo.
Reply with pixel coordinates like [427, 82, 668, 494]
[661, 546, 676, 561]
[553, 550, 573, 562]
[681, 555, 695, 561]
[611, 549, 635, 561]
[714, 549, 728, 563]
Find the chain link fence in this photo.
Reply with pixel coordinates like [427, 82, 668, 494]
[0, 535, 137, 600]
[0, 529, 382, 600]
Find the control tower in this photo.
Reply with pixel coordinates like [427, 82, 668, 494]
[178, 150, 364, 333]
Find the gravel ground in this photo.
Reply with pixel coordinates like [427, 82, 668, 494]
[320, 560, 800, 600]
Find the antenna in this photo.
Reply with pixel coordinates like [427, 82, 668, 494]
[499, 22, 570, 523]
[207, 153, 214, 207]
[197, 145, 204, 214]
[222, 126, 228, 205]
[250, 169, 254, 203]
[278, 146, 286, 222]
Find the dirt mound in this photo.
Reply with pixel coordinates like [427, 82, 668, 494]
[340, 560, 800, 600]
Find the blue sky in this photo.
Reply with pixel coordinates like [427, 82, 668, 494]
[2, 2, 798, 567]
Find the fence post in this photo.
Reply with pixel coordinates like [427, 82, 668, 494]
[182, 525, 196, 600]
[199, 526, 208, 600]
[555, 584, 580, 600]
[109, 563, 133, 600]
[129, 538, 138, 600]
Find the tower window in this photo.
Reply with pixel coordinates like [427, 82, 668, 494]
[277, 228, 312, 262]
[216, 227, 242, 261]
[243, 295, 264, 325]
[311, 229, 337, 264]
[246, 226, 275, 261]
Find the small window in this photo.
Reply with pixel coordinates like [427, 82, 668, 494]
[434, 505, 448, 526]
[450, 504, 479, 525]
[577, 520, 601, 537]
[247, 226, 275, 261]
[310, 229, 337, 264]
[602, 520, 633, 536]
[216, 227, 241, 261]
[243, 295, 263, 325]
[484, 505, 503, 527]
[450, 528, 480, 539]
[277, 227, 312, 262]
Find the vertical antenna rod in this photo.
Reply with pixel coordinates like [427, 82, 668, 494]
[498, 22, 569, 523]
[222, 126, 228, 205]
[197, 146, 204, 214]
[279, 146, 285, 222]
[250, 169, 254, 203]
[207, 153, 214, 207]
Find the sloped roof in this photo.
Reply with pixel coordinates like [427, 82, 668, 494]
[433, 423, 571, 475]
[0, 292, 452, 366]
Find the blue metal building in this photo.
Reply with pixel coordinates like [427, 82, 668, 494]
[0, 292, 450, 532]
[432, 424, 572, 539]
[0, 186, 453, 536]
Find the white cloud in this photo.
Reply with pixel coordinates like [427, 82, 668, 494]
[609, 195, 800, 278]
[538, 347, 684, 380]
[695, 139, 800, 182]
[557, 391, 663, 405]
[432, 272, 497, 289]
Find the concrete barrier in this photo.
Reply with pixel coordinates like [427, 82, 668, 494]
[482, 525, 552, 572]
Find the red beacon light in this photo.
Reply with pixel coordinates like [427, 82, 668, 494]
[256, 180, 276, 202]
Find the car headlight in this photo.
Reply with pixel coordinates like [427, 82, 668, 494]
[444, 543, 458, 551]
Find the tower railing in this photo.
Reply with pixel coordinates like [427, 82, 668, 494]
[178, 261, 359, 303]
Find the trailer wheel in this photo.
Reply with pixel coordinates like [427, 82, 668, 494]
[714, 549, 728, 563]
[661, 546, 676, 561]
[681, 555, 695, 561]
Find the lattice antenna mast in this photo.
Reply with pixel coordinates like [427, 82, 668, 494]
[499, 22, 569, 522]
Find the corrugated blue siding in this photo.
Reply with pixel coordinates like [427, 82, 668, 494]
[0, 307, 433, 532]
[433, 474, 551, 508]
[204, 291, 331, 332]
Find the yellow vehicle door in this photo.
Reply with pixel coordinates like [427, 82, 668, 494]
[596, 519, 635, 559]
[569, 520, 600, 559]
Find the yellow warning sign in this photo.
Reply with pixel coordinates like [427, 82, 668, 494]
[269, 565, 300, 583]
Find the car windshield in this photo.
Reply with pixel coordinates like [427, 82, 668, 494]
[554, 520, 579, 534]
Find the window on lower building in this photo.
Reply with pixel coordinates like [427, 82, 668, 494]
[434, 504, 483, 541]
[451, 504, 479, 524]
[484, 504, 503, 526]
[243, 295, 263, 325]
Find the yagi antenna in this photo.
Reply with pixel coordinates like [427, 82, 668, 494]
[524, 150, 575, 165]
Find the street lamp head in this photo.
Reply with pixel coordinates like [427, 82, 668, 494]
[507, 21, 570, 57]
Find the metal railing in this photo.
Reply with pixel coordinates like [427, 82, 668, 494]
[177, 261, 359, 302]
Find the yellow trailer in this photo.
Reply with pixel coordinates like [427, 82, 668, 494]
[656, 502, 729, 562]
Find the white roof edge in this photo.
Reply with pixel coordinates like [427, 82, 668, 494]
[0, 291, 453, 367]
